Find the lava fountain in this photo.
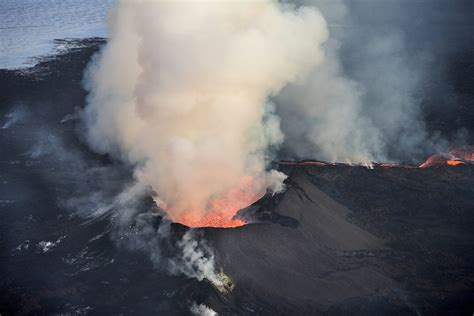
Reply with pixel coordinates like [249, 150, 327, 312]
[169, 177, 264, 228]
[419, 145, 474, 168]
[83, 1, 329, 229]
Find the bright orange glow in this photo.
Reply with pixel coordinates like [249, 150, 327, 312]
[420, 154, 467, 168]
[167, 146, 473, 228]
[446, 160, 465, 166]
[177, 212, 247, 228]
[170, 176, 263, 228]
[419, 145, 473, 167]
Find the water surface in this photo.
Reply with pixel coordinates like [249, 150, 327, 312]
[0, 0, 114, 69]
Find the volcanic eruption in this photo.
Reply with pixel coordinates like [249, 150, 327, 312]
[419, 145, 474, 168]
[83, 0, 328, 227]
[82, 0, 474, 228]
[2, 0, 474, 314]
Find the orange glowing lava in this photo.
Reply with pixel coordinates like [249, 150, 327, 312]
[419, 145, 474, 168]
[163, 146, 474, 228]
[446, 160, 465, 166]
[170, 176, 263, 228]
[449, 145, 474, 162]
[177, 212, 247, 228]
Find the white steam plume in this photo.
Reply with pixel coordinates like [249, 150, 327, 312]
[83, 0, 328, 227]
[169, 230, 224, 288]
[190, 302, 218, 316]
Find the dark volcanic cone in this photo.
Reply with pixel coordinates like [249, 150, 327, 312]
[203, 167, 394, 313]
[202, 163, 474, 314]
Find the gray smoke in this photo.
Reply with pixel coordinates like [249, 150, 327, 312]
[275, 0, 472, 163]
[5, 103, 222, 285]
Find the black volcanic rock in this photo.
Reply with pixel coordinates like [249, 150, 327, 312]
[1, 39, 474, 315]
[206, 169, 392, 313]
[204, 164, 474, 314]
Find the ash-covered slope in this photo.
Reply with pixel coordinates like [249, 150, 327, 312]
[206, 169, 390, 310]
[203, 164, 474, 314]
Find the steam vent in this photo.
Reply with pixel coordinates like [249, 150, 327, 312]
[2, 1, 474, 315]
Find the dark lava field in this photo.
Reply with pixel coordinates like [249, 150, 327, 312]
[1, 39, 474, 315]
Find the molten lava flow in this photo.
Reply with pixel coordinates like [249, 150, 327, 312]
[177, 212, 247, 228]
[170, 177, 264, 228]
[446, 160, 465, 166]
[419, 145, 474, 168]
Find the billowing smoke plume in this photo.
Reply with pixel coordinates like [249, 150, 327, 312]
[275, 0, 471, 164]
[275, 0, 410, 163]
[84, 0, 469, 228]
[84, 0, 328, 227]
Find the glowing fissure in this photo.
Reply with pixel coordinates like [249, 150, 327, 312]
[419, 146, 474, 168]
[279, 145, 474, 170]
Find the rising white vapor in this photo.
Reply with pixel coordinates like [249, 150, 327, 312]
[190, 302, 218, 316]
[83, 0, 328, 227]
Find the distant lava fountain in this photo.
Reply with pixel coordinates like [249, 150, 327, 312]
[419, 154, 460, 168]
[419, 145, 474, 168]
